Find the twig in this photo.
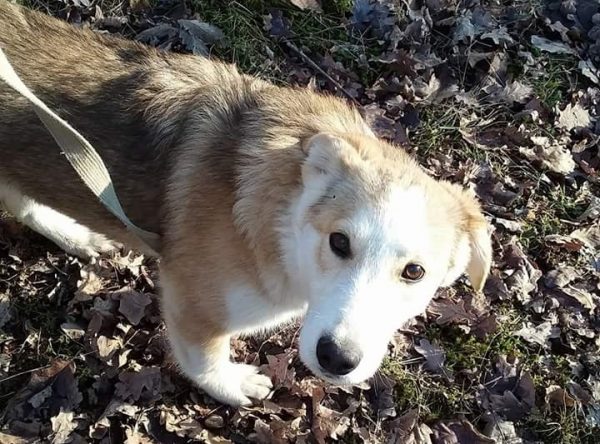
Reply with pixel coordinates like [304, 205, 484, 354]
[283, 39, 360, 106]
[0, 364, 50, 384]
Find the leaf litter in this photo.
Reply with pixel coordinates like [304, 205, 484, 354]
[1, 0, 600, 442]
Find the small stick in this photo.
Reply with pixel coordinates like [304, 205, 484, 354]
[283, 39, 360, 105]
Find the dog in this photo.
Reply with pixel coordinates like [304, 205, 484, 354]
[0, 1, 492, 407]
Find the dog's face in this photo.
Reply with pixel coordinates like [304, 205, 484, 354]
[283, 133, 491, 385]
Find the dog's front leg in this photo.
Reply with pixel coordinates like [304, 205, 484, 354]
[165, 323, 273, 406]
[160, 276, 276, 406]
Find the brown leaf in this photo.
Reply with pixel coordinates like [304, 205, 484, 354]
[482, 418, 520, 443]
[503, 239, 543, 303]
[253, 418, 288, 444]
[367, 373, 396, 419]
[414, 339, 447, 375]
[262, 351, 295, 389]
[74, 266, 105, 302]
[116, 367, 162, 402]
[117, 289, 152, 325]
[546, 385, 577, 409]
[514, 321, 560, 348]
[388, 410, 434, 444]
[431, 419, 495, 444]
[124, 426, 154, 444]
[60, 322, 85, 340]
[4, 360, 81, 425]
[560, 285, 596, 311]
[427, 297, 473, 326]
[313, 404, 351, 442]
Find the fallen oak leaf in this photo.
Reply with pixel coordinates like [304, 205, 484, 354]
[431, 419, 495, 444]
[482, 417, 520, 443]
[50, 409, 77, 444]
[519, 137, 575, 175]
[514, 321, 560, 348]
[557, 102, 592, 131]
[367, 373, 396, 419]
[96, 335, 122, 361]
[177, 19, 224, 57]
[115, 367, 162, 403]
[312, 402, 351, 443]
[427, 297, 473, 326]
[60, 322, 85, 340]
[414, 339, 447, 375]
[116, 289, 152, 325]
[503, 239, 543, 303]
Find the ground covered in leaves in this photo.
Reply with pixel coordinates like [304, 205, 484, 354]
[1, 0, 599, 442]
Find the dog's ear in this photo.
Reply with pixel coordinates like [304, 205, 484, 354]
[444, 184, 492, 292]
[301, 133, 360, 182]
[465, 215, 492, 292]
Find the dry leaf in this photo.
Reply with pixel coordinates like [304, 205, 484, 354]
[514, 321, 560, 347]
[117, 290, 152, 325]
[414, 339, 446, 374]
[0, 292, 10, 328]
[289, 0, 321, 11]
[431, 419, 495, 444]
[50, 409, 77, 444]
[557, 103, 592, 131]
[531, 35, 577, 55]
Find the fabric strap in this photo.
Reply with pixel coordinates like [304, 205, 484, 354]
[0, 47, 161, 253]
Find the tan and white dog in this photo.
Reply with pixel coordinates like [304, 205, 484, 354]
[0, 1, 491, 406]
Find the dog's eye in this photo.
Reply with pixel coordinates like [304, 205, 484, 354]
[402, 263, 425, 281]
[329, 232, 351, 259]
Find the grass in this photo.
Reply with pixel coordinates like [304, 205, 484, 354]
[529, 53, 579, 110]
[0, 253, 83, 410]
[190, 0, 382, 85]
[380, 305, 597, 442]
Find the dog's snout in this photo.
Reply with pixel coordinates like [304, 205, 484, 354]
[316, 335, 362, 376]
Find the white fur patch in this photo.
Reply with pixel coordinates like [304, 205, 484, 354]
[288, 181, 453, 385]
[225, 282, 306, 336]
[160, 275, 275, 406]
[0, 181, 117, 258]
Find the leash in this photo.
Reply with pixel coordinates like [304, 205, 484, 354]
[0, 47, 161, 254]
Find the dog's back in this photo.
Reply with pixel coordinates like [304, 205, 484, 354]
[0, 1, 246, 242]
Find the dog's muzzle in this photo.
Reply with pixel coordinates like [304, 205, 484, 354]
[316, 334, 362, 376]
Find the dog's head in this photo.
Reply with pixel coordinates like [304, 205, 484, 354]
[283, 133, 491, 385]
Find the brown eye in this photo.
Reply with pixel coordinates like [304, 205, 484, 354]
[329, 232, 351, 259]
[402, 263, 425, 281]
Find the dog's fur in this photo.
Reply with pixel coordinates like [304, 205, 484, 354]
[0, 1, 492, 406]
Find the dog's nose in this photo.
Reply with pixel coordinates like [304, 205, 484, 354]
[316, 335, 362, 376]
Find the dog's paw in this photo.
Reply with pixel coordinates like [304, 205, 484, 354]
[239, 366, 273, 401]
[59, 230, 121, 260]
[200, 363, 273, 407]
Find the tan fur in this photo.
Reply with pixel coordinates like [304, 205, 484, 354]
[0, 1, 491, 403]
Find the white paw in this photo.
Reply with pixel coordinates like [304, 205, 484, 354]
[199, 363, 273, 407]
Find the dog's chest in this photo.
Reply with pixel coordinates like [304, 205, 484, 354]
[224, 271, 308, 335]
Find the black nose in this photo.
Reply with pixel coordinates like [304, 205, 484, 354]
[316, 335, 362, 376]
